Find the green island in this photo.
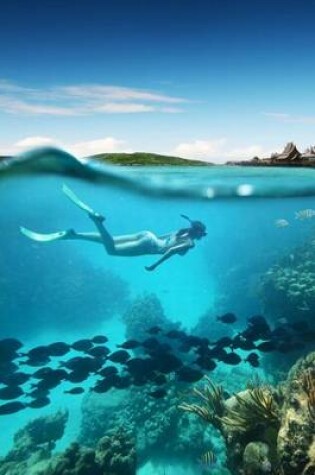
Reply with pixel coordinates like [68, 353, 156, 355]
[88, 152, 211, 166]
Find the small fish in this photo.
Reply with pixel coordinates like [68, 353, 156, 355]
[117, 340, 141, 350]
[146, 326, 162, 335]
[47, 342, 71, 357]
[91, 335, 108, 344]
[148, 388, 167, 399]
[220, 352, 242, 365]
[107, 350, 130, 364]
[275, 219, 289, 228]
[28, 396, 50, 408]
[217, 313, 237, 324]
[64, 387, 85, 395]
[295, 209, 315, 220]
[71, 339, 93, 352]
[245, 352, 260, 368]
[256, 341, 276, 352]
[87, 346, 110, 358]
[0, 386, 24, 400]
[199, 450, 217, 468]
[177, 366, 204, 383]
[0, 401, 25, 415]
[98, 366, 118, 377]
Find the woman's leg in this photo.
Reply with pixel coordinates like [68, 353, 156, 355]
[89, 215, 116, 254]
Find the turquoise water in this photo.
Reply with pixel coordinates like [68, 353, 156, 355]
[1, 148, 315, 474]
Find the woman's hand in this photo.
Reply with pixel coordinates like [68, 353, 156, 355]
[145, 265, 155, 272]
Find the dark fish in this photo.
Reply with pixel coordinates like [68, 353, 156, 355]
[177, 366, 204, 383]
[146, 326, 162, 335]
[92, 376, 117, 393]
[245, 315, 271, 340]
[32, 369, 67, 391]
[213, 337, 233, 348]
[47, 342, 71, 357]
[148, 388, 167, 399]
[0, 338, 23, 352]
[164, 330, 186, 339]
[0, 386, 24, 400]
[71, 339, 93, 352]
[107, 350, 130, 364]
[0, 401, 25, 415]
[0, 372, 30, 386]
[27, 388, 49, 399]
[232, 335, 256, 351]
[0, 361, 19, 374]
[245, 352, 260, 367]
[141, 337, 160, 350]
[64, 387, 85, 395]
[217, 313, 237, 324]
[61, 356, 102, 373]
[28, 396, 50, 408]
[66, 370, 90, 383]
[194, 356, 217, 371]
[117, 340, 141, 350]
[98, 366, 118, 377]
[86, 346, 110, 358]
[32, 367, 54, 379]
[182, 335, 204, 347]
[22, 356, 51, 367]
[256, 341, 277, 352]
[125, 357, 157, 378]
[220, 352, 242, 365]
[27, 345, 50, 359]
[113, 375, 131, 390]
[91, 335, 108, 344]
[156, 353, 182, 374]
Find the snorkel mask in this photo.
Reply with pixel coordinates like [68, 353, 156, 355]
[180, 214, 207, 237]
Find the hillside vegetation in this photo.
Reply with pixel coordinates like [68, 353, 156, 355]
[89, 152, 211, 166]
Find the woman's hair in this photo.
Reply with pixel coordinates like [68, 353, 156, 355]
[176, 215, 207, 238]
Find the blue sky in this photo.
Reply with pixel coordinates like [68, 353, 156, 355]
[1, 0, 315, 162]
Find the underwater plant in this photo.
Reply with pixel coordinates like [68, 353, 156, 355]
[178, 376, 225, 430]
[221, 387, 280, 432]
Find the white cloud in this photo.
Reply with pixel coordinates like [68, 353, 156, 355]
[173, 138, 274, 163]
[263, 111, 315, 124]
[0, 79, 188, 116]
[1, 135, 132, 158]
[67, 137, 132, 157]
[225, 145, 271, 160]
[95, 103, 155, 113]
[15, 136, 57, 148]
[173, 139, 227, 161]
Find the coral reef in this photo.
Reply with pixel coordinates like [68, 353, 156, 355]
[0, 410, 68, 475]
[261, 241, 315, 324]
[79, 383, 224, 467]
[180, 351, 315, 475]
[44, 428, 136, 475]
[122, 292, 169, 341]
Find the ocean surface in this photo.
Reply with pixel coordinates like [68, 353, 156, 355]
[0, 148, 315, 474]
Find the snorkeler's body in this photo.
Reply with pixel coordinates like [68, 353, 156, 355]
[20, 185, 206, 271]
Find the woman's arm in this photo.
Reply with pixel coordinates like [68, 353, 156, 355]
[145, 242, 192, 272]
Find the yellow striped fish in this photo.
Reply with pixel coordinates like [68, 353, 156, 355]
[295, 209, 315, 220]
[199, 450, 217, 468]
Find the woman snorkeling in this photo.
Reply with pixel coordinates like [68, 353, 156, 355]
[20, 185, 207, 271]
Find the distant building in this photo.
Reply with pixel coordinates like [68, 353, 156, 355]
[272, 142, 301, 161]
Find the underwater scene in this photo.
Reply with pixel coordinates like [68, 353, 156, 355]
[1, 148, 315, 475]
